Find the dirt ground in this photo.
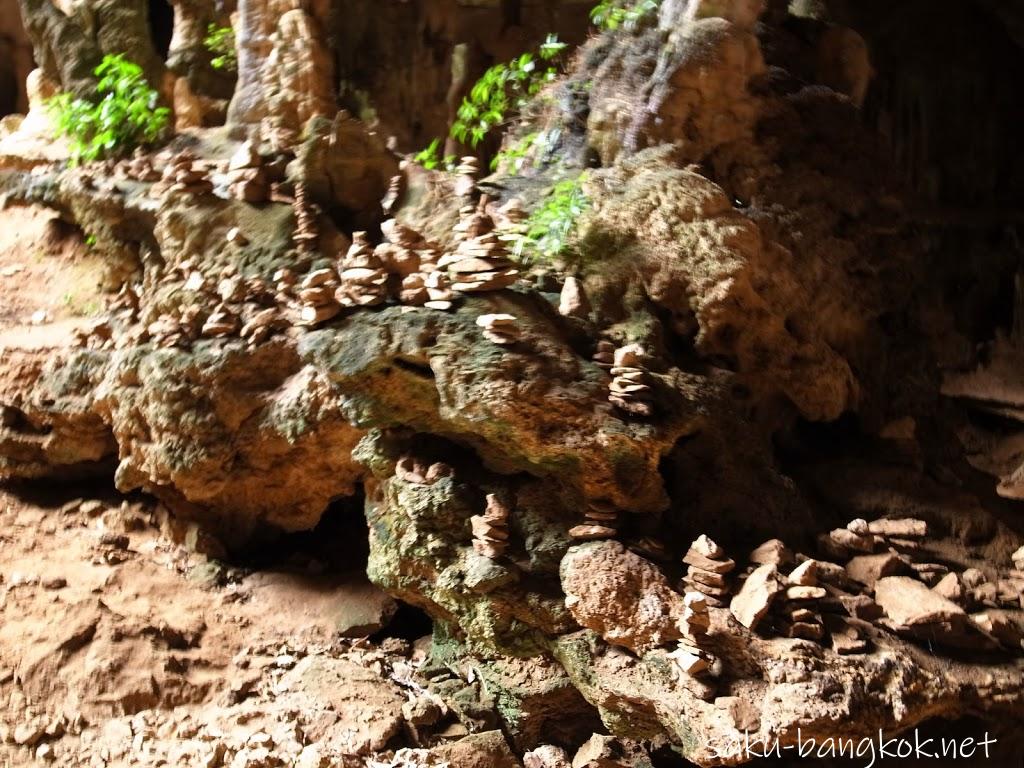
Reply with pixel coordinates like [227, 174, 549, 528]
[0, 206, 466, 768]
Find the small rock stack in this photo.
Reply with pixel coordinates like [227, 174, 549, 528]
[273, 268, 298, 304]
[118, 150, 160, 182]
[239, 307, 283, 346]
[108, 284, 140, 322]
[470, 494, 510, 559]
[421, 271, 456, 311]
[71, 318, 114, 350]
[157, 151, 213, 196]
[337, 233, 389, 308]
[609, 344, 655, 417]
[377, 219, 424, 278]
[669, 592, 713, 676]
[441, 209, 519, 292]
[201, 304, 241, 338]
[292, 183, 319, 254]
[493, 197, 527, 230]
[819, 516, 928, 561]
[592, 340, 615, 370]
[773, 559, 829, 642]
[225, 141, 269, 202]
[147, 307, 200, 348]
[569, 500, 620, 541]
[682, 535, 735, 607]
[381, 172, 403, 214]
[296, 268, 341, 326]
[475, 314, 520, 346]
[454, 156, 479, 198]
[395, 455, 453, 485]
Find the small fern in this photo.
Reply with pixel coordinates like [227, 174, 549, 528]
[414, 138, 457, 172]
[204, 24, 237, 71]
[508, 173, 590, 264]
[590, 0, 660, 31]
[450, 34, 566, 149]
[49, 54, 170, 165]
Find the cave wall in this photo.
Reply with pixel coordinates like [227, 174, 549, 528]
[330, 0, 593, 151]
[0, 0, 33, 115]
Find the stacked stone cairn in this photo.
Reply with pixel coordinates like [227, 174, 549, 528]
[225, 140, 270, 202]
[272, 268, 298, 311]
[668, 592, 713, 676]
[292, 183, 320, 254]
[470, 493, 510, 559]
[729, 516, 1024, 654]
[296, 268, 341, 326]
[116, 149, 160, 182]
[239, 307, 283, 346]
[772, 559, 829, 643]
[569, 500, 620, 541]
[454, 156, 479, 198]
[493, 197, 527, 230]
[373, 220, 456, 311]
[609, 344, 655, 417]
[381, 172, 403, 215]
[395, 455, 453, 485]
[201, 304, 240, 338]
[155, 150, 213, 196]
[682, 535, 735, 607]
[440, 206, 519, 293]
[592, 340, 615, 370]
[337, 233, 389, 308]
[475, 314, 521, 346]
[71, 319, 114, 350]
[377, 219, 424, 279]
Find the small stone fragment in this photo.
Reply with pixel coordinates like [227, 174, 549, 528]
[730, 563, 782, 630]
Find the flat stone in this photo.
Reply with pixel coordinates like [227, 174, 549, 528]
[868, 517, 927, 539]
[971, 611, 1023, 648]
[749, 539, 792, 566]
[932, 572, 963, 603]
[784, 586, 826, 601]
[682, 550, 736, 574]
[1012, 545, 1024, 570]
[691, 534, 724, 559]
[845, 553, 909, 588]
[874, 576, 966, 626]
[568, 524, 617, 540]
[730, 563, 782, 630]
[686, 567, 727, 588]
[668, 645, 710, 676]
[787, 559, 819, 586]
[829, 528, 876, 554]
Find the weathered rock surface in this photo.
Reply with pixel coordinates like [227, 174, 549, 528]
[0, 1, 1022, 765]
[560, 541, 684, 654]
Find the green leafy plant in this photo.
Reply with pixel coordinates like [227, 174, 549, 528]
[49, 54, 170, 164]
[204, 23, 237, 71]
[509, 173, 590, 263]
[414, 138, 457, 172]
[491, 131, 541, 172]
[590, 0, 660, 31]
[451, 34, 566, 149]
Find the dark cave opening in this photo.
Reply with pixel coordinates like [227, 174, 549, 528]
[148, 0, 175, 60]
[231, 486, 435, 642]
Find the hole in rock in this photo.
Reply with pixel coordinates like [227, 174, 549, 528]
[226, 489, 433, 641]
[148, 0, 174, 60]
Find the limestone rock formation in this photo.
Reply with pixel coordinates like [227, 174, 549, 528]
[561, 540, 684, 654]
[0, 1, 1022, 765]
